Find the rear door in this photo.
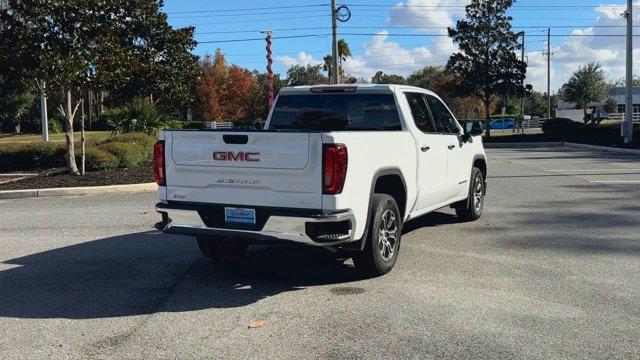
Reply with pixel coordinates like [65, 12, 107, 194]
[425, 94, 471, 200]
[166, 131, 324, 209]
[403, 92, 449, 210]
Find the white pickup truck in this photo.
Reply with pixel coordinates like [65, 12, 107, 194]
[154, 84, 486, 276]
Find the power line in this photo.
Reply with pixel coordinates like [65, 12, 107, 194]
[179, 15, 328, 26]
[196, 32, 639, 44]
[194, 25, 638, 35]
[222, 40, 457, 57]
[198, 34, 330, 44]
[170, 9, 326, 19]
[346, 4, 638, 9]
[165, 4, 329, 14]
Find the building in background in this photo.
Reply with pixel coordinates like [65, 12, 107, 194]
[557, 86, 640, 122]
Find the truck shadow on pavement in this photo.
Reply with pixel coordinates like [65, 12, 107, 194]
[0, 231, 368, 319]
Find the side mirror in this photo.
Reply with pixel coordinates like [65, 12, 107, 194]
[464, 122, 484, 137]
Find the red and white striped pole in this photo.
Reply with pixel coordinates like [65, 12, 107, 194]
[261, 30, 275, 109]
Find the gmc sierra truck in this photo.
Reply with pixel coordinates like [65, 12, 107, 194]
[154, 84, 487, 276]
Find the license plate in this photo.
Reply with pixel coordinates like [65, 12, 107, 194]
[224, 207, 256, 225]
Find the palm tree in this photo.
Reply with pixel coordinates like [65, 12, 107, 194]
[324, 39, 352, 83]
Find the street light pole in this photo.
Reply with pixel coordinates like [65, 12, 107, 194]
[39, 80, 49, 142]
[623, 0, 633, 143]
[331, 0, 339, 84]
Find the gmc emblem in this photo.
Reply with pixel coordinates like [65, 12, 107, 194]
[213, 151, 260, 162]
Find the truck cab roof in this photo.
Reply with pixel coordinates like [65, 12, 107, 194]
[279, 84, 437, 96]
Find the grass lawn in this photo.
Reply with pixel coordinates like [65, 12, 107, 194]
[0, 131, 111, 145]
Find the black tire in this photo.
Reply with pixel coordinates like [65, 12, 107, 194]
[456, 167, 485, 221]
[353, 194, 402, 276]
[196, 236, 249, 261]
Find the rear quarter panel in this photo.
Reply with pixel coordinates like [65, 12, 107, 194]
[321, 132, 417, 239]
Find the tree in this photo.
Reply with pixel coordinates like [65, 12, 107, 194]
[195, 52, 225, 121]
[559, 62, 609, 122]
[433, 74, 486, 119]
[324, 39, 352, 83]
[244, 71, 285, 123]
[522, 91, 549, 118]
[407, 66, 444, 89]
[194, 50, 255, 122]
[375, 73, 407, 85]
[286, 64, 326, 86]
[0, 75, 35, 134]
[1, 0, 198, 174]
[604, 98, 618, 114]
[612, 76, 640, 87]
[446, 0, 527, 137]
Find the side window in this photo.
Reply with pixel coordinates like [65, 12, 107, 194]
[404, 93, 436, 133]
[425, 95, 460, 134]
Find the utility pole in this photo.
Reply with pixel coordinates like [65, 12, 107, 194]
[544, 28, 552, 119]
[623, 0, 634, 143]
[260, 30, 275, 108]
[331, 0, 339, 84]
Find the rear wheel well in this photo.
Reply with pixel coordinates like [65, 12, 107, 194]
[473, 158, 487, 179]
[374, 174, 407, 219]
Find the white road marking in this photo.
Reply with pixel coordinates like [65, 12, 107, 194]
[587, 180, 640, 184]
[544, 169, 640, 172]
[505, 161, 637, 165]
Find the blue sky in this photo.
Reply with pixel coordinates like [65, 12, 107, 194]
[162, 0, 639, 92]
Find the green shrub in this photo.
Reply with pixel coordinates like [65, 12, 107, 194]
[0, 143, 66, 171]
[48, 118, 65, 134]
[83, 148, 119, 171]
[106, 98, 178, 135]
[99, 133, 156, 154]
[97, 142, 148, 168]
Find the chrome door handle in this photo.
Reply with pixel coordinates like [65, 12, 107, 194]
[448, 144, 456, 150]
[421, 146, 430, 152]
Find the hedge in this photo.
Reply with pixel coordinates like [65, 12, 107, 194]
[0, 143, 67, 172]
[99, 133, 156, 153]
[542, 118, 640, 146]
[0, 133, 157, 172]
[97, 141, 149, 168]
[83, 148, 119, 171]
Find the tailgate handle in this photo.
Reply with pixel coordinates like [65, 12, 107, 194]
[223, 135, 248, 144]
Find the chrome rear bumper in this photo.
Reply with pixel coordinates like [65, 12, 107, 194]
[155, 203, 356, 246]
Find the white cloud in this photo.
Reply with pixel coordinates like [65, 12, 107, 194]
[342, 30, 456, 79]
[275, 51, 322, 68]
[388, 0, 470, 29]
[274, 1, 638, 92]
[525, 1, 640, 93]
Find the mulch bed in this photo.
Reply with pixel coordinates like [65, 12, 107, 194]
[0, 161, 154, 191]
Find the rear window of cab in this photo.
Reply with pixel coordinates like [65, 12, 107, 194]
[268, 94, 401, 131]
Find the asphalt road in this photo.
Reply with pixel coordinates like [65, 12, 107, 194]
[1, 144, 639, 359]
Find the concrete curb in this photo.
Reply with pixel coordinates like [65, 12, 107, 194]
[563, 142, 640, 156]
[484, 142, 640, 155]
[0, 183, 158, 200]
[483, 142, 563, 148]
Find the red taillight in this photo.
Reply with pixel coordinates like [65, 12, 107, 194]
[323, 144, 348, 194]
[153, 141, 165, 186]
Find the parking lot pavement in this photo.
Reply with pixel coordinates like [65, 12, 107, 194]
[1, 144, 639, 359]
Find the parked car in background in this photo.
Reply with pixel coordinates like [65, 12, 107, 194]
[489, 118, 516, 129]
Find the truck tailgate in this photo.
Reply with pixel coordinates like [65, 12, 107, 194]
[165, 131, 323, 209]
